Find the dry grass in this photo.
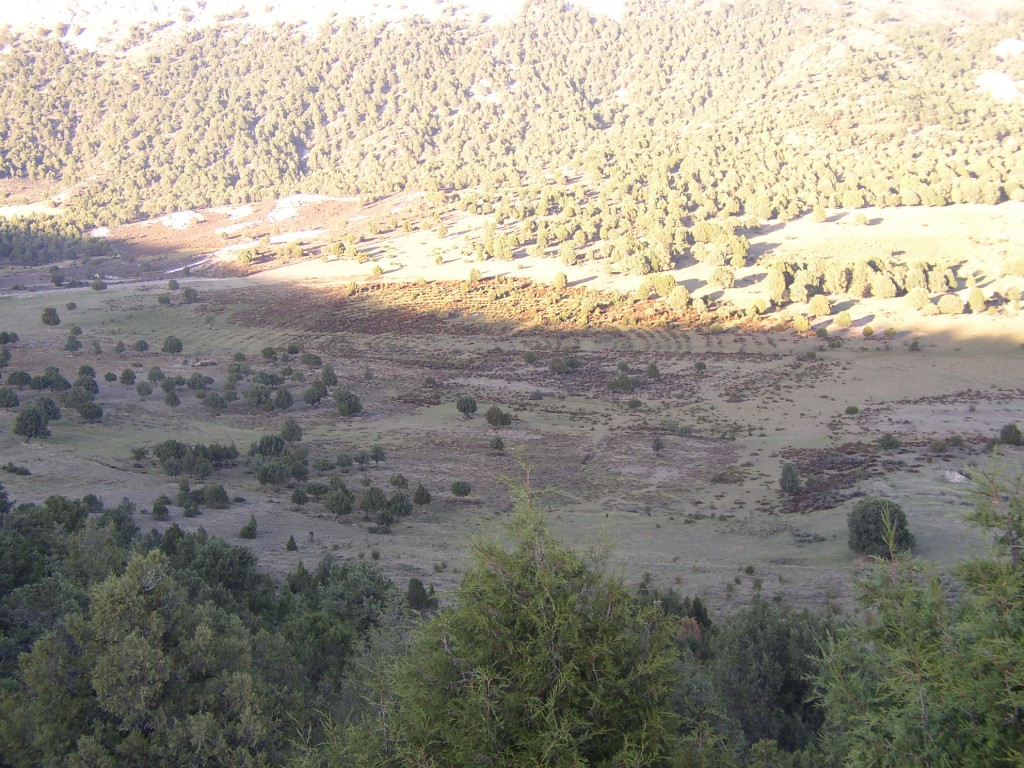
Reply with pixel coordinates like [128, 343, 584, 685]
[1, 200, 1022, 615]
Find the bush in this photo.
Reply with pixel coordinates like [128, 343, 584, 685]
[456, 395, 477, 418]
[489, 436, 505, 453]
[877, 433, 902, 450]
[451, 481, 471, 498]
[937, 294, 964, 315]
[413, 483, 432, 507]
[286, 535, 298, 551]
[486, 404, 512, 427]
[162, 336, 183, 353]
[779, 463, 800, 495]
[999, 423, 1023, 446]
[239, 514, 258, 539]
[845, 405, 859, 415]
[151, 495, 171, 521]
[848, 498, 914, 558]
[334, 388, 362, 416]
[808, 294, 831, 316]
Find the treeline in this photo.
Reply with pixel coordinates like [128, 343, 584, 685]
[0, 0, 1021, 226]
[1, 474, 1022, 766]
[0, 214, 111, 266]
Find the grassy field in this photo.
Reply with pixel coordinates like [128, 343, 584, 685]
[1, 203, 1022, 615]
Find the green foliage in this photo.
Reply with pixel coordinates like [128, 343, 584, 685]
[14, 405, 50, 441]
[40, 307, 59, 326]
[779, 463, 800, 495]
[325, 485, 354, 516]
[450, 480, 471, 498]
[341, 493, 678, 766]
[161, 335, 183, 354]
[406, 577, 437, 611]
[334, 388, 362, 416]
[818, 472, 1024, 766]
[359, 486, 388, 518]
[847, 497, 914, 557]
[239, 513, 258, 539]
[485, 404, 511, 427]
[999, 422, 1022, 446]
[712, 595, 828, 751]
[0, 387, 18, 409]
[413, 483, 432, 507]
[286, 535, 298, 551]
[280, 415, 302, 443]
[304, 379, 328, 404]
[877, 433, 902, 450]
[456, 394, 477, 417]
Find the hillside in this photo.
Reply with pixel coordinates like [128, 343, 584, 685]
[1, 0, 1022, 229]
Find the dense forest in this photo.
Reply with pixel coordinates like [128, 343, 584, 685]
[1, 474, 1023, 766]
[1, 0, 1022, 228]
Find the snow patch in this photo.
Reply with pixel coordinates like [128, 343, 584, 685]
[209, 204, 254, 220]
[159, 210, 206, 229]
[977, 70, 1023, 102]
[267, 194, 341, 222]
[269, 229, 326, 244]
[993, 38, 1024, 60]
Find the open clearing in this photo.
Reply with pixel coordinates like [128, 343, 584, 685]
[1, 199, 1022, 613]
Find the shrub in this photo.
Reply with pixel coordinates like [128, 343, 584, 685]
[489, 436, 505, 453]
[456, 395, 477, 417]
[937, 294, 964, 315]
[162, 336, 183, 353]
[779, 463, 800, 495]
[877, 433, 902, 450]
[413, 483, 432, 506]
[845, 405, 859, 415]
[239, 514, 258, 539]
[808, 294, 831, 316]
[451, 481, 471, 498]
[291, 488, 309, 505]
[334, 388, 362, 416]
[999, 423, 1023, 446]
[151, 496, 170, 521]
[848, 498, 914, 558]
[286, 535, 298, 551]
[0, 388, 19, 409]
[486, 404, 512, 427]
[862, 325, 874, 338]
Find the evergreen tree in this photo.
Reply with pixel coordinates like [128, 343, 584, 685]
[340, 490, 679, 765]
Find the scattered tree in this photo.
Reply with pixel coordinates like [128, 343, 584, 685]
[456, 395, 478, 418]
[847, 497, 914, 557]
[779, 463, 800, 495]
